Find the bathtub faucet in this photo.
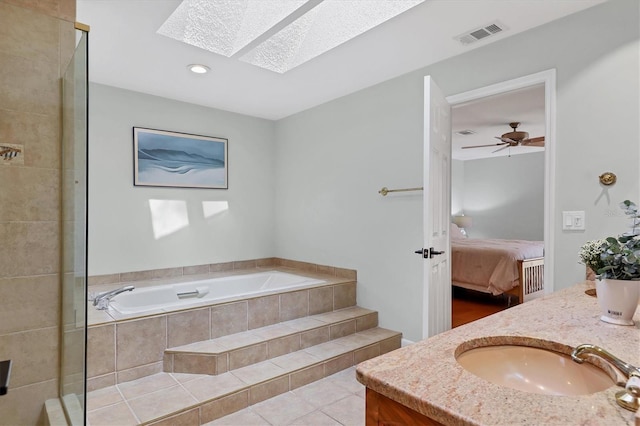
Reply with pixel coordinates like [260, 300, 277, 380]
[92, 285, 135, 310]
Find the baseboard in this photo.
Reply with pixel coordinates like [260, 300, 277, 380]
[401, 338, 415, 347]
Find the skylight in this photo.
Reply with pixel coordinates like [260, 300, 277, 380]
[158, 0, 309, 57]
[158, 0, 425, 73]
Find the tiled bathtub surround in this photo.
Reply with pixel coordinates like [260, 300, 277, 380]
[87, 269, 357, 391]
[87, 257, 357, 287]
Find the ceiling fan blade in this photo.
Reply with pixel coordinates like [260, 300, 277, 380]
[492, 145, 510, 153]
[521, 136, 545, 147]
[526, 141, 545, 147]
[495, 136, 518, 143]
[463, 142, 508, 149]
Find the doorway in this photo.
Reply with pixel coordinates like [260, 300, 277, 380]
[423, 70, 556, 336]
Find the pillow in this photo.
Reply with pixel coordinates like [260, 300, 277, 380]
[450, 222, 466, 239]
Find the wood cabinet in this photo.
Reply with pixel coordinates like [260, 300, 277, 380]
[366, 389, 444, 426]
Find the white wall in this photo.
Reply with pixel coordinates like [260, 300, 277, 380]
[450, 159, 464, 215]
[275, 0, 639, 342]
[88, 84, 276, 275]
[87, 0, 639, 342]
[461, 152, 544, 240]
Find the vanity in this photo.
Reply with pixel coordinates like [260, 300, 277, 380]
[356, 282, 640, 425]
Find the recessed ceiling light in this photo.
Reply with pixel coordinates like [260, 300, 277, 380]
[187, 64, 210, 74]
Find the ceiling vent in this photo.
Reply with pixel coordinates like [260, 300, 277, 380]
[455, 21, 507, 45]
[456, 130, 476, 136]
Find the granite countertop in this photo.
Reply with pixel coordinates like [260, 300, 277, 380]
[356, 282, 640, 425]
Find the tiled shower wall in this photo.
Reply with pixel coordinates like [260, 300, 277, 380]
[0, 1, 75, 424]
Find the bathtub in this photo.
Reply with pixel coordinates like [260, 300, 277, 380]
[107, 271, 326, 315]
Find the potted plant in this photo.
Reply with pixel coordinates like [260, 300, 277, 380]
[579, 200, 640, 325]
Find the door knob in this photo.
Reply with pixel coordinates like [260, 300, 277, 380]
[414, 248, 444, 259]
[429, 247, 444, 258]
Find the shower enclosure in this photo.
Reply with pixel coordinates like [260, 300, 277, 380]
[60, 26, 89, 425]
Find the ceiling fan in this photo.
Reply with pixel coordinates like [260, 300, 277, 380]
[462, 122, 545, 153]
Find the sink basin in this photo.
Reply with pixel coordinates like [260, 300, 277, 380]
[456, 344, 615, 396]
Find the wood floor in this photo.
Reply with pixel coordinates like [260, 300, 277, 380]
[452, 287, 512, 328]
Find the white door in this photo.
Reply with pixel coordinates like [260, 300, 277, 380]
[422, 76, 452, 339]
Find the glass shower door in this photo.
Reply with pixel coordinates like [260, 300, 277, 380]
[60, 28, 88, 425]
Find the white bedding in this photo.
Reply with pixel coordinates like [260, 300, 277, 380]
[451, 238, 544, 295]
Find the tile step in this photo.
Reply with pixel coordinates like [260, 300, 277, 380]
[164, 306, 379, 375]
[87, 327, 401, 426]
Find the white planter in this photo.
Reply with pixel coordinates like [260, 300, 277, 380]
[595, 278, 640, 325]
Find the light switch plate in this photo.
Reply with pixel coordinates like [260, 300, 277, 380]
[562, 211, 586, 230]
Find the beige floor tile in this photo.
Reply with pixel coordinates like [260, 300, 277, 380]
[302, 341, 348, 359]
[205, 408, 270, 425]
[329, 336, 362, 351]
[173, 339, 227, 353]
[289, 410, 342, 426]
[282, 317, 326, 331]
[291, 378, 352, 408]
[320, 395, 365, 426]
[231, 360, 286, 384]
[117, 373, 178, 400]
[251, 392, 316, 425]
[87, 401, 138, 426]
[86, 385, 123, 412]
[216, 332, 264, 349]
[170, 371, 207, 383]
[127, 385, 198, 423]
[182, 372, 246, 402]
[314, 307, 370, 323]
[213, 364, 366, 425]
[270, 351, 319, 373]
[250, 323, 297, 340]
[357, 327, 399, 339]
[326, 368, 364, 394]
[334, 332, 379, 349]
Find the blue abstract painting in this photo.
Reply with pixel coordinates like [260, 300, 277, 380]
[134, 127, 227, 189]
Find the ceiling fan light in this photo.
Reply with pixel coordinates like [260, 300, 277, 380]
[502, 130, 529, 141]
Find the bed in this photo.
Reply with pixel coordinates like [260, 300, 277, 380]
[450, 224, 545, 304]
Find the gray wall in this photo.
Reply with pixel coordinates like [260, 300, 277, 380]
[275, 0, 639, 342]
[88, 83, 276, 275]
[460, 152, 544, 240]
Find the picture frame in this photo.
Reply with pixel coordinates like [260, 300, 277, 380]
[133, 127, 228, 189]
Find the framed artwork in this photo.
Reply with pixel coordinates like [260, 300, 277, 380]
[133, 127, 228, 189]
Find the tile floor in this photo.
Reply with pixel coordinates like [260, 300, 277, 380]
[207, 367, 365, 426]
[87, 366, 365, 426]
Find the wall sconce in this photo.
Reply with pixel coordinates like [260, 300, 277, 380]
[599, 171, 617, 186]
[452, 215, 473, 237]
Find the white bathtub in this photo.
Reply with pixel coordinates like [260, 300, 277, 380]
[108, 271, 325, 315]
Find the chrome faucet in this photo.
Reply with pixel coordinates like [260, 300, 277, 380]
[92, 285, 134, 310]
[571, 343, 640, 412]
[571, 344, 640, 379]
